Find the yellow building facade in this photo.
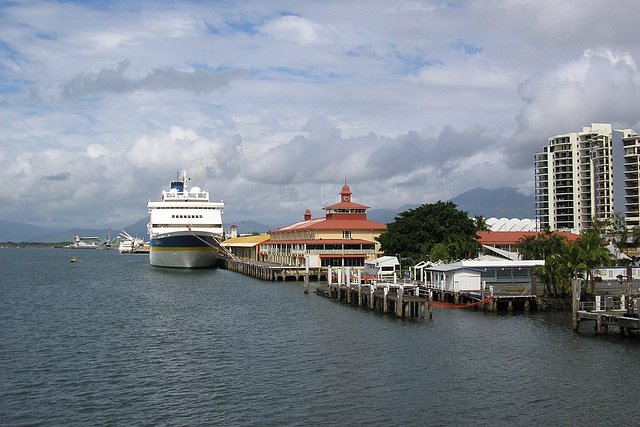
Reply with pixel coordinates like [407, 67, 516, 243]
[259, 184, 387, 268]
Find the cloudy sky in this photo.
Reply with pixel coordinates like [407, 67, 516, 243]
[2, 0, 640, 230]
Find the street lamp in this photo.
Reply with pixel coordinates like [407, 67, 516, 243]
[401, 257, 415, 280]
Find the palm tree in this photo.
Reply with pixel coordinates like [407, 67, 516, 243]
[516, 231, 566, 260]
[474, 215, 489, 232]
[534, 262, 554, 296]
[541, 232, 566, 260]
[534, 239, 591, 297]
[557, 242, 587, 291]
[516, 235, 538, 260]
[534, 255, 566, 297]
[576, 232, 611, 293]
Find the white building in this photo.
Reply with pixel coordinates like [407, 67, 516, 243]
[485, 217, 537, 232]
[363, 256, 399, 278]
[534, 123, 640, 233]
[425, 264, 484, 292]
[422, 259, 544, 292]
[620, 130, 640, 228]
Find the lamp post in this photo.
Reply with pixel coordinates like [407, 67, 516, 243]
[616, 265, 635, 315]
[401, 257, 415, 280]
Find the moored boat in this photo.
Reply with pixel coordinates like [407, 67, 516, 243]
[147, 172, 224, 268]
[118, 230, 149, 254]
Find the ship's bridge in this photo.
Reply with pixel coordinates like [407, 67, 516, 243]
[162, 187, 209, 201]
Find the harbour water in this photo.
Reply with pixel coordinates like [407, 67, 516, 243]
[1, 248, 639, 426]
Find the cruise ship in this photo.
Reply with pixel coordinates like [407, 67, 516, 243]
[147, 173, 224, 268]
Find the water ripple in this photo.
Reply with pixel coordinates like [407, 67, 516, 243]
[1, 248, 639, 426]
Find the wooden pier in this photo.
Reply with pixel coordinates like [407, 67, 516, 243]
[320, 279, 433, 319]
[571, 271, 640, 337]
[319, 267, 539, 317]
[574, 309, 639, 336]
[573, 294, 639, 337]
[320, 281, 540, 317]
[220, 259, 541, 316]
[220, 258, 327, 282]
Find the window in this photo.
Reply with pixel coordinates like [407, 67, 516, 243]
[321, 257, 343, 267]
[343, 231, 352, 239]
[343, 257, 364, 267]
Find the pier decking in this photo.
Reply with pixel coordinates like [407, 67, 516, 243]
[221, 258, 327, 282]
[571, 273, 640, 338]
[221, 258, 539, 315]
[574, 297, 639, 337]
[320, 273, 537, 318]
[575, 310, 639, 336]
[221, 258, 639, 331]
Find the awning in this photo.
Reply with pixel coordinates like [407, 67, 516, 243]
[319, 254, 366, 258]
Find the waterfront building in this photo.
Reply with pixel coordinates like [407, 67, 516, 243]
[593, 265, 640, 283]
[423, 259, 545, 292]
[221, 234, 270, 261]
[534, 123, 640, 233]
[259, 184, 386, 268]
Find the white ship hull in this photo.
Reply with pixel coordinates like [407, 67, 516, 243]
[149, 231, 221, 268]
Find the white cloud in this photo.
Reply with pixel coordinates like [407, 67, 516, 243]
[1, 0, 640, 229]
[260, 15, 336, 45]
[510, 47, 640, 167]
[86, 144, 110, 159]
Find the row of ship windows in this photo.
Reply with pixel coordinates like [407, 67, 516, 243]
[172, 214, 203, 219]
[155, 207, 220, 209]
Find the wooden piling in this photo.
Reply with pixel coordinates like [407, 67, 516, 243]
[396, 286, 404, 318]
[369, 284, 375, 310]
[304, 257, 309, 294]
[572, 278, 580, 331]
[383, 286, 389, 313]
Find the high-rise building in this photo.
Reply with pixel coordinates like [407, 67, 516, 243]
[620, 130, 640, 228]
[534, 123, 639, 233]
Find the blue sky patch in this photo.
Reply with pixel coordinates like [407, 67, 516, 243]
[225, 18, 259, 35]
[453, 40, 483, 56]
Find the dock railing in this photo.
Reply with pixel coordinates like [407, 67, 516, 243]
[579, 296, 628, 312]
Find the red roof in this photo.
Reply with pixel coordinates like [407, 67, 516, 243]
[272, 216, 386, 233]
[477, 231, 581, 245]
[324, 201, 370, 210]
[272, 183, 383, 234]
[262, 238, 376, 245]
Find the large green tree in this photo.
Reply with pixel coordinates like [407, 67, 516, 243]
[532, 232, 611, 297]
[376, 201, 480, 262]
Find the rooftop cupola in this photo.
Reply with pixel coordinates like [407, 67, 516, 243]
[304, 209, 312, 220]
[340, 184, 352, 202]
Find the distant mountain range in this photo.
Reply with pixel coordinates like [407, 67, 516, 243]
[367, 186, 533, 224]
[0, 187, 533, 242]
